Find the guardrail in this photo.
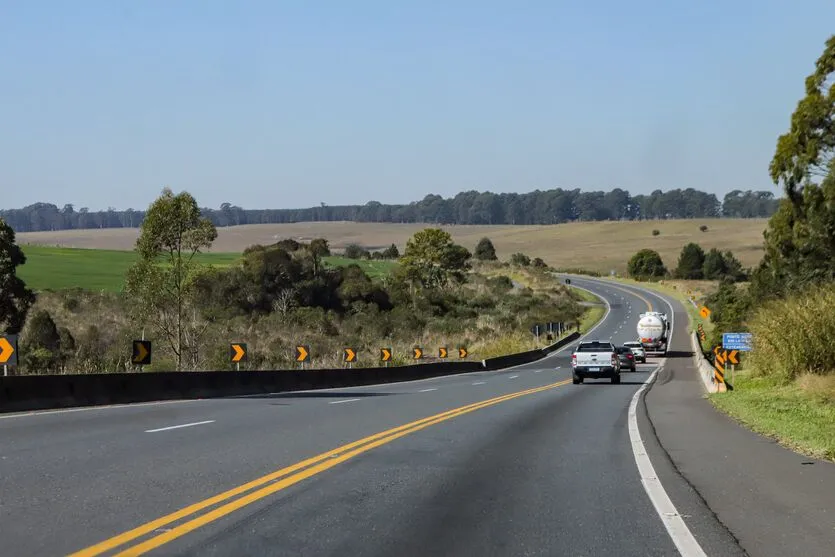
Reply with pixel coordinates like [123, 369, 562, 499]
[0, 332, 581, 414]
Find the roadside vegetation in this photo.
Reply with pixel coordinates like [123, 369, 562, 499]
[0, 191, 591, 374]
[612, 36, 835, 461]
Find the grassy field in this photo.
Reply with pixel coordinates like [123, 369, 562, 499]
[710, 371, 835, 461]
[16, 245, 395, 291]
[17, 218, 768, 274]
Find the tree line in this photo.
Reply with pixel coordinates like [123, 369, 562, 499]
[0, 188, 779, 233]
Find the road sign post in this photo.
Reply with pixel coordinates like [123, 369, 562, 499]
[295, 345, 310, 368]
[132, 340, 152, 368]
[0, 335, 18, 375]
[230, 343, 247, 371]
[343, 347, 357, 367]
[458, 347, 468, 359]
[413, 347, 423, 360]
[380, 348, 392, 367]
[438, 347, 448, 359]
[722, 333, 752, 351]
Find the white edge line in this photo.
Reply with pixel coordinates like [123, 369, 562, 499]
[145, 420, 215, 433]
[472, 381, 486, 385]
[509, 375, 519, 379]
[0, 398, 205, 421]
[629, 364, 707, 557]
[419, 388, 438, 392]
[329, 398, 361, 405]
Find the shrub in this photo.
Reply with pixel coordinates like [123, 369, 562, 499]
[652, 229, 660, 236]
[747, 283, 835, 381]
[510, 253, 531, 266]
[474, 237, 498, 261]
[627, 249, 667, 280]
[343, 243, 369, 259]
[699, 225, 709, 232]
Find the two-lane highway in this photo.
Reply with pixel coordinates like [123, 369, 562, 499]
[0, 278, 742, 556]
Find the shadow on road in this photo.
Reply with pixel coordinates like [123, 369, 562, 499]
[663, 350, 693, 359]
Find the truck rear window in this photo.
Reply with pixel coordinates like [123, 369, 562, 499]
[576, 343, 614, 352]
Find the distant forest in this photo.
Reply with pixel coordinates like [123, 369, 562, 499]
[1, 187, 779, 232]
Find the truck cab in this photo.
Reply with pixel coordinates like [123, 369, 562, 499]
[571, 340, 620, 384]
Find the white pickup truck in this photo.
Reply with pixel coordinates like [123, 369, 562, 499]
[571, 340, 621, 384]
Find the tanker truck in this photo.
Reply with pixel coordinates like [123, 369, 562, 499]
[636, 312, 669, 355]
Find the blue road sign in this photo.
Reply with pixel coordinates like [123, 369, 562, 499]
[723, 333, 752, 351]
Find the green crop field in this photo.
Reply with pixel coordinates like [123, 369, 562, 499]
[16, 245, 397, 291]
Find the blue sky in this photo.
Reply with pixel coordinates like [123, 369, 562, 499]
[1, 1, 834, 211]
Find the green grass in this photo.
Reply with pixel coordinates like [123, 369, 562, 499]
[709, 372, 835, 461]
[17, 245, 241, 292]
[322, 256, 397, 279]
[16, 246, 399, 292]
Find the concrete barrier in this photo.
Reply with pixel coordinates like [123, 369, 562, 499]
[691, 331, 719, 394]
[482, 332, 580, 371]
[0, 360, 486, 414]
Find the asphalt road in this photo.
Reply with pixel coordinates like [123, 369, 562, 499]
[0, 277, 745, 556]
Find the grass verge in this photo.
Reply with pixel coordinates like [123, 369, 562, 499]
[605, 276, 835, 462]
[709, 371, 835, 461]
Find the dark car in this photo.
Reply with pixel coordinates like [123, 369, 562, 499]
[615, 346, 637, 372]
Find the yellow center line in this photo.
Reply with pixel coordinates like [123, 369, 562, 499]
[599, 282, 653, 312]
[71, 379, 570, 557]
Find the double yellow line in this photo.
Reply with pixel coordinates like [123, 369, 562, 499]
[70, 379, 571, 556]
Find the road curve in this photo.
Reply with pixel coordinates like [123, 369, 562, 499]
[0, 278, 745, 556]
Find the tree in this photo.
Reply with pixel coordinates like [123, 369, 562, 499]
[343, 243, 368, 259]
[381, 243, 400, 259]
[532, 257, 547, 268]
[474, 237, 498, 261]
[400, 228, 472, 289]
[0, 218, 35, 335]
[510, 252, 531, 266]
[769, 35, 835, 210]
[308, 238, 330, 276]
[125, 188, 218, 371]
[21, 309, 60, 372]
[702, 248, 728, 280]
[699, 225, 708, 232]
[627, 249, 667, 280]
[675, 243, 705, 279]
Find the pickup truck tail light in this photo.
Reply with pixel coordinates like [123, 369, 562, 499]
[571, 354, 577, 367]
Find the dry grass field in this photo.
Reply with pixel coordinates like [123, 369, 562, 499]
[17, 218, 768, 273]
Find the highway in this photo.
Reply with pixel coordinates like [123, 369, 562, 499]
[0, 278, 746, 556]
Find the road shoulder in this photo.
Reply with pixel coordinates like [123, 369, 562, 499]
[639, 289, 835, 557]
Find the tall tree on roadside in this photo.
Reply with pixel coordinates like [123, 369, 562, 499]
[754, 35, 835, 299]
[0, 218, 35, 335]
[125, 188, 218, 370]
[308, 238, 330, 277]
[401, 228, 472, 289]
[474, 237, 498, 261]
[674, 243, 705, 279]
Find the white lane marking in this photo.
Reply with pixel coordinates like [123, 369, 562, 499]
[419, 388, 437, 393]
[0, 398, 205, 421]
[629, 364, 707, 557]
[472, 381, 486, 385]
[555, 366, 561, 369]
[329, 398, 361, 405]
[509, 375, 519, 379]
[145, 420, 215, 433]
[534, 370, 543, 373]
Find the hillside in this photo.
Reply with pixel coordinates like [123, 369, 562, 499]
[17, 218, 767, 274]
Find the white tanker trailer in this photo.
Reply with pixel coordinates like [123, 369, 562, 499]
[637, 312, 669, 355]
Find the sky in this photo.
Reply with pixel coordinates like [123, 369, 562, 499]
[2, 1, 834, 211]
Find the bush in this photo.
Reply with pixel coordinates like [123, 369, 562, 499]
[510, 253, 531, 266]
[747, 283, 835, 382]
[474, 237, 498, 261]
[343, 243, 369, 259]
[627, 249, 667, 280]
[699, 225, 709, 232]
[652, 229, 660, 236]
[532, 257, 547, 268]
